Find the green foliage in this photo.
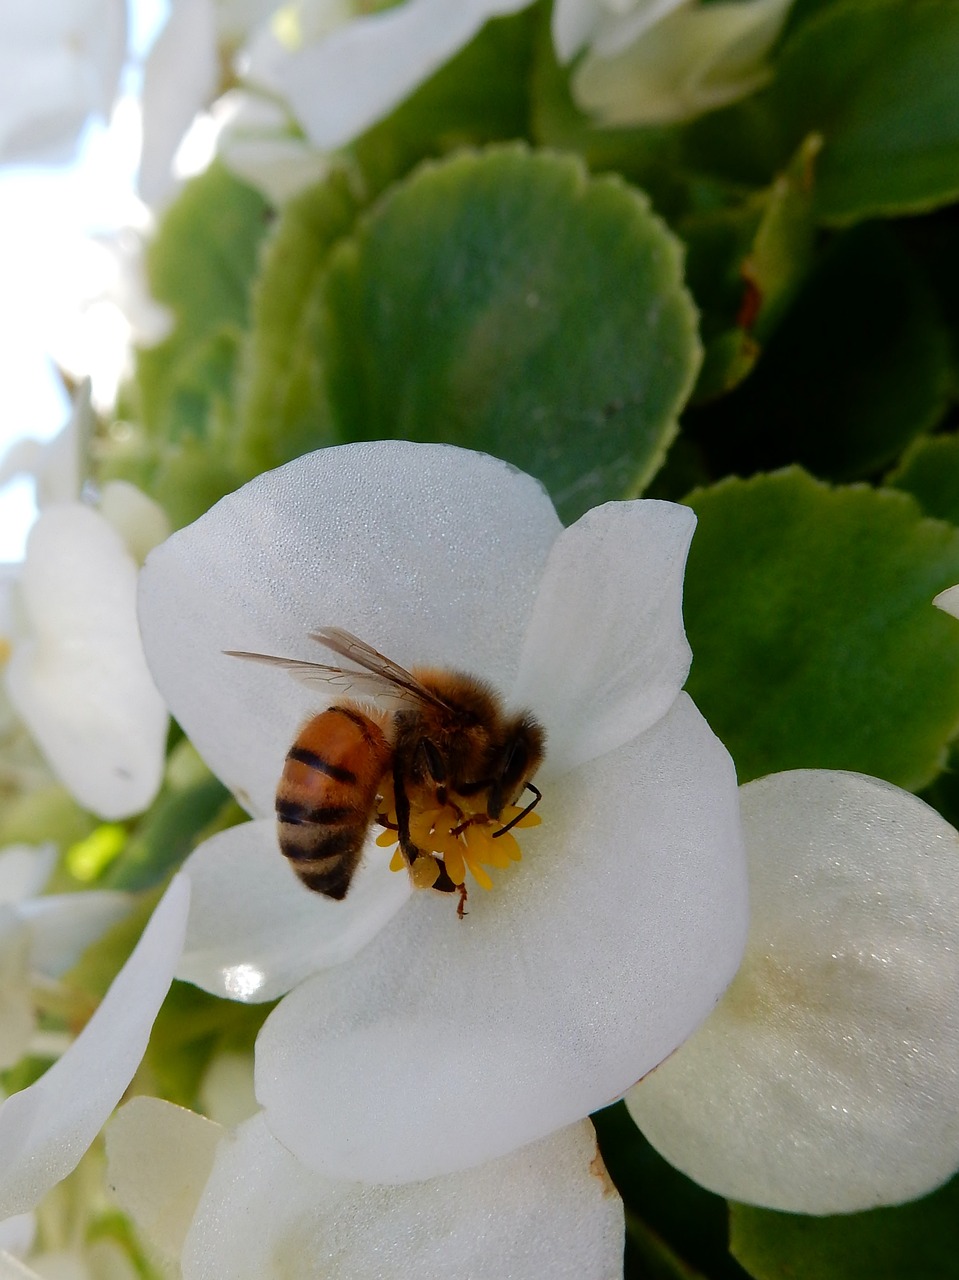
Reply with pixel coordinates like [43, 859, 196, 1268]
[772, 0, 959, 224]
[731, 1175, 959, 1280]
[134, 164, 270, 438]
[235, 171, 361, 474]
[686, 223, 952, 479]
[683, 468, 959, 788]
[322, 144, 701, 521]
[890, 435, 959, 525]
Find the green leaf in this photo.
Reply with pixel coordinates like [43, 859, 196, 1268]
[235, 172, 361, 475]
[322, 144, 701, 522]
[889, 435, 959, 526]
[594, 1103, 748, 1280]
[683, 468, 959, 789]
[101, 774, 233, 892]
[135, 163, 270, 436]
[772, 0, 959, 224]
[686, 223, 951, 482]
[731, 1174, 959, 1280]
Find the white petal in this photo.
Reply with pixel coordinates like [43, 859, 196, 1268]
[256, 693, 746, 1181]
[0, 846, 57, 906]
[138, 442, 561, 818]
[268, 0, 536, 151]
[6, 505, 168, 820]
[106, 1097, 222, 1266]
[511, 499, 694, 774]
[0, 2, 127, 165]
[552, 0, 683, 62]
[96, 482, 171, 567]
[933, 582, 959, 618]
[177, 819, 411, 1002]
[180, 1113, 622, 1280]
[573, 0, 791, 126]
[198, 1051, 258, 1128]
[627, 770, 959, 1213]
[214, 90, 330, 205]
[138, 0, 218, 208]
[0, 875, 189, 1219]
[0, 1212, 35, 1257]
[20, 891, 131, 978]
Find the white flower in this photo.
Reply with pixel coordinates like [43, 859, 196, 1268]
[0, 1, 127, 166]
[561, 0, 794, 126]
[0, 874, 190, 1221]
[106, 1096, 624, 1279]
[0, 841, 130, 1071]
[625, 770, 959, 1213]
[246, 0, 537, 152]
[0, 391, 171, 821]
[138, 440, 748, 1183]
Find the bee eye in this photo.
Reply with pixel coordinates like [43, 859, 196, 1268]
[422, 739, 447, 783]
[503, 739, 528, 785]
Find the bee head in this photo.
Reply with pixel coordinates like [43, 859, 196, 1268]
[486, 715, 545, 818]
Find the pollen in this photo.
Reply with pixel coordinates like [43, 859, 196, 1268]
[375, 779, 540, 896]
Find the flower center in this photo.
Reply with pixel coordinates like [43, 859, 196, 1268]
[374, 778, 541, 898]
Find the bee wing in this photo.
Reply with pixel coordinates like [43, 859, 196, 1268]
[309, 627, 453, 709]
[224, 650, 424, 705]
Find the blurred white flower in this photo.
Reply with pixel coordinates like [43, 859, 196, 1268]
[0, 841, 130, 1071]
[0, 387, 171, 821]
[107, 1096, 624, 1279]
[0, 1, 127, 167]
[567, 0, 794, 126]
[138, 440, 748, 1183]
[0, 1140, 144, 1280]
[626, 770, 959, 1213]
[0, 875, 190, 1223]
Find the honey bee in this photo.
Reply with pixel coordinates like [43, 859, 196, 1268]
[226, 629, 545, 911]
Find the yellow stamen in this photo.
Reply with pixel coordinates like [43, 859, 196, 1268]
[376, 789, 539, 900]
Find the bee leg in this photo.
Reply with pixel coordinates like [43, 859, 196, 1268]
[392, 755, 424, 869]
[456, 884, 468, 920]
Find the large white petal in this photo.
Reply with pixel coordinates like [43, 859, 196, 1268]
[510, 499, 694, 775]
[138, 442, 561, 818]
[177, 819, 411, 1002]
[627, 770, 959, 1213]
[266, 0, 536, 151]
[6, 505, 168, 821]
[0, 875, 189, 1219]
[175, 1113, 622, 1280]
[19, 891, 131, 978]
[256, 693, 746, 1181]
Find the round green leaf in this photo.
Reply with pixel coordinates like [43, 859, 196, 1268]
[731, 1174, 959, 1280]
[773, 0, 959, 224]
[321, 144, 701, 522]
[135, 163, 270, 436]
[683, 468, 959, 789]
[236, 173, 361, 475]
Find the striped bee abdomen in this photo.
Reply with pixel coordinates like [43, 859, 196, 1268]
[276, 705, 392, 900]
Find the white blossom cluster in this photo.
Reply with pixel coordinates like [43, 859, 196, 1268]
[1, 4, 959, 1278]
[0, 442, 958, 1277]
